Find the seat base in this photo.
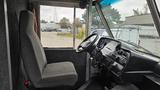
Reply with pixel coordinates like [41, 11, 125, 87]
[35, 62, 78, 88]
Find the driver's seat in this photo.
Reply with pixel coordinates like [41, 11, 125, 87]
[19, 10, 78, 88]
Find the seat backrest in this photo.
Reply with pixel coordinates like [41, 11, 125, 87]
[19, 10, 47, 83]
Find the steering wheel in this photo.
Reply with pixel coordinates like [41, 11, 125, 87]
[77, 34, 98, 52]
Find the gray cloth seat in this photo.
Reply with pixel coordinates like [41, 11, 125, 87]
[19, 10, 78, 88]
[38, 62, 78, 88]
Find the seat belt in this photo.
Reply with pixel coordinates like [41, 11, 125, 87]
[20, 60, 33, 88]
[18, 11, 34, 90]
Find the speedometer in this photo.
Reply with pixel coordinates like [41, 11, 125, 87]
[97, 38, 111, 50]
[97, 39, 106, 49]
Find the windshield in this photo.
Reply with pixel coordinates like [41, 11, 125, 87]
[99, 0, 160, 57]
[155, 0, 160, 12]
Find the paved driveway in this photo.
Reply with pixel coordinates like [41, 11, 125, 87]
[41, 32, 82, 48]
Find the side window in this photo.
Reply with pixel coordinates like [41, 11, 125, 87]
[75, 8, 86, 48]
[40, 5, 86, 48]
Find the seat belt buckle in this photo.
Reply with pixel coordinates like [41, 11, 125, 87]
[24, 80, 31, 88]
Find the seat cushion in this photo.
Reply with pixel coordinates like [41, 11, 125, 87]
[36, 62, 78, 88]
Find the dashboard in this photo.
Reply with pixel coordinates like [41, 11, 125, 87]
[88, 37, 160, 83]
[96, 38, 130, 76]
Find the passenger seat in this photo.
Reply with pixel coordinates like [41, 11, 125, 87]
[19, 10, 78, 88]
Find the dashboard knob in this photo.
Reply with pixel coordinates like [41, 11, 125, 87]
[115, 56, 120, 61]
[118, 50, 125, 55]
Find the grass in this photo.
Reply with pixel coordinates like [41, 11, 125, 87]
[57, 32, 73, 37]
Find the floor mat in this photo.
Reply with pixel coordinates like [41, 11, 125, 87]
[78, 79, 105, 90]
[85, 81, 104, 90]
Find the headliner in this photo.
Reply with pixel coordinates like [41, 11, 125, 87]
[31, 0, 88, 8]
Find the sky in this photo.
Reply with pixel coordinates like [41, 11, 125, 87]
[40, 6, 85, 23]
[40, 0, 160, 22]
[112, 0, 149, 20]
[156, 0, 160, 11]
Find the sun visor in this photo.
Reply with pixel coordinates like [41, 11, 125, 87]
[32, 0, 88, 8]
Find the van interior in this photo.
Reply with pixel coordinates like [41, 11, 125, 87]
[1, 0, 160, 90]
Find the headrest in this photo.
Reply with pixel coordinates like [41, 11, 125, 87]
[19, 10, 34, 32]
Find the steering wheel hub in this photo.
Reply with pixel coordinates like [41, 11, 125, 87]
[77, 34, 99, 52]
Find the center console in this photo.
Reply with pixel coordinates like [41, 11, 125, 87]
[100, 40, 130, 76]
